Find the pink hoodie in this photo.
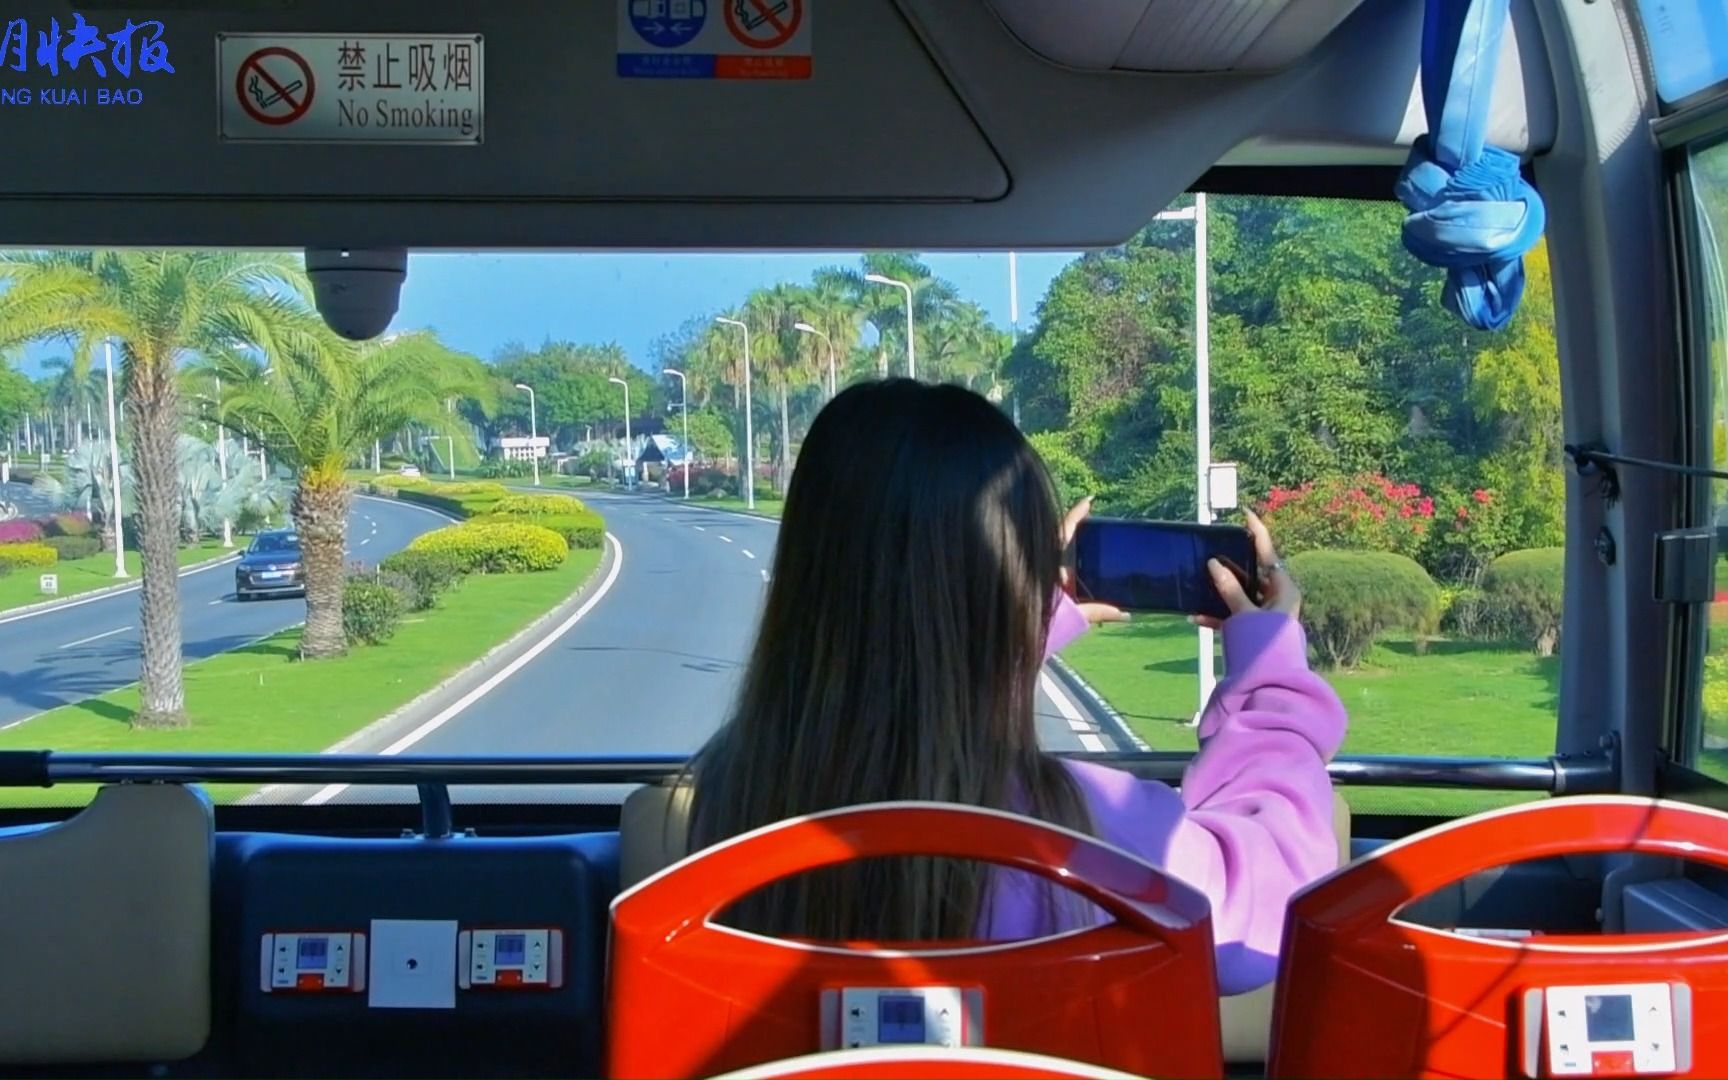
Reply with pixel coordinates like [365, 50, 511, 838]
[982, 594, 1348, 995]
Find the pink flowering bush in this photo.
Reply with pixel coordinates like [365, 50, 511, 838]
[0, 519, 45, 545]
[1259, 474, 1433, 560]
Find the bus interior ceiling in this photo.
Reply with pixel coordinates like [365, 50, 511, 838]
[2, 0, 1727, 1076]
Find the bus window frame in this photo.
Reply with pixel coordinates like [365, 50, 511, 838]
[1659, 87, 1728, 790]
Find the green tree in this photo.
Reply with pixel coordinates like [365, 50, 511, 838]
[0, 251, 321, 728]
[219, 331, 490, 658]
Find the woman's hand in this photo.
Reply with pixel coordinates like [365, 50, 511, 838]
[1061, 496, 1129, 625]
[1193, 509, 1300, 630]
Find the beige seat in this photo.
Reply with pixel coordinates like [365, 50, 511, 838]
[619, 781, 1352, 1066]
[0, 783, 213, 1065]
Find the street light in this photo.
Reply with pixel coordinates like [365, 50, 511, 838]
[864, 273, 915, 379]
[608, 376, 633, 491]
[1154, 196, 1214, 720]
[715, 316, 755, 510]
[793, 322, 837, 399]
[663, 368, 690, 500]
[102, 339, 126, 578]
[514, 382, 540, 487]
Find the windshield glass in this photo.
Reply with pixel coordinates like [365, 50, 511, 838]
[0, 196, 1563, 813]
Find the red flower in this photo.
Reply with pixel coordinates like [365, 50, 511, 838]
[1400, 505, 1414, 519]
[1456, 506, 1470, 520]
[1418, 497, 1434, 517]
[1473, 488, 1492, 504]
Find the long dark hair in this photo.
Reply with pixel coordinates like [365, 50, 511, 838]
[687, 379, 1092, 941]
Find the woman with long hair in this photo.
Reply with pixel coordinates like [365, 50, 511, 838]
[682, 379, 1346, 993]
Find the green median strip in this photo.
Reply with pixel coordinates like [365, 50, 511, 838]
[0, 547, 603, 807]
[1059, 615, 1560, 817]
[680, 495, 785, 519]
[0, 541, 234, 616]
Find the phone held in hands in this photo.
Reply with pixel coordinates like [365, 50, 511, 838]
[1065, 518, 1260, 620]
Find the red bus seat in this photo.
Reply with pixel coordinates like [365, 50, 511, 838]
[1268, 796, 1728, 1079]
[607, 801, 1224, 1079]
[710, 1045, 1146, 1078]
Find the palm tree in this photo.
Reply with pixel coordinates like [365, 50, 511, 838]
[824, 255, 959, 379]
[743, 284, 818, 496]
[219, 331, 491, 658]
[799, 274, 865, 397]
[0, 251, 322, 727]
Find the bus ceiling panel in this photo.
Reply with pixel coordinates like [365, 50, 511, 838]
[1219, 0, 1556, 167]
[0, 0, 1380, 248]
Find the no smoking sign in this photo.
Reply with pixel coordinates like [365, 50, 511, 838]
[618, 0, 811, 79]
[236, 46, 315, 125]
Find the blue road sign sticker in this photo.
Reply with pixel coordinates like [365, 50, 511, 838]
[618, 0, 809, 80]
[628, 0, 707, 49]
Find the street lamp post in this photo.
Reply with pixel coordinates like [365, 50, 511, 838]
[793, 322, 837, 398]
[514, 382, 540, 487]
[102, 339, 126, 578]
[715, 317, 755, 511]
[864, 273, 916, 379]
[208, 377, 233, 548]
[663, 368, 690, 500]
[608, 377, 633, 491]
[1155, 196, 1214, 719]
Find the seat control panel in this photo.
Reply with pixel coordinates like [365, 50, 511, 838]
[818, 987, 983, 1051]
[261, 931, 367, 993]
[1521, 983, 1691, 1077]
[458, 928, 563, 990]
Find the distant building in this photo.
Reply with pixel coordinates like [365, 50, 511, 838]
[635, 434, 691, 468]
[492, 436, 550, 462]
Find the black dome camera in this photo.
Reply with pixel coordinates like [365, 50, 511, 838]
[304, 248, 407, 341]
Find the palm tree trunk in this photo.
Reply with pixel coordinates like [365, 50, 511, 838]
[778, 384, 791, 496]
[130, 359, 189, 729]
[294, 475, 351, 659]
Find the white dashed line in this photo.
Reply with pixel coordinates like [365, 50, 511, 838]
[760, 569, 770, 582]
[361, 537, 372, 546]
[719, 535, 733, 544]
[741, 549, 756, 560]
[694, 526, 706, 532]
[209, 597, 225, 606]
[1078, 733, 1108, 752]
[59, 626, 132, 649]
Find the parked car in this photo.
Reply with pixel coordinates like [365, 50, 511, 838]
[235, 528, 305, 601]
[398, 463, 421, 477]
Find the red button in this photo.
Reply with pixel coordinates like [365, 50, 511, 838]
[296, 973, 326, 990]
[498, 970, 523, 987]
[1589, 1050, 1637, 1075]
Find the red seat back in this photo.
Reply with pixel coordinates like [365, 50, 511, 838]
[1269, 796, 1728, 1079]
[607, 801, 1222, 1079]
[712, 1046, 1146, 1078]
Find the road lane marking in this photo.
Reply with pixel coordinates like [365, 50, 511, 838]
[303, 532, 627, 806]
[209, 597, 226, 606]
[694, 525, 706, 532]
[741, 549, 756, 559]
[360, 537, 372, 545]
[1078, 733, 1108, 752]
[0, 554, 240, 627]
[761, 569, 770, 582]
[719, 535, 733, 544]
[59, 626, 132, 649]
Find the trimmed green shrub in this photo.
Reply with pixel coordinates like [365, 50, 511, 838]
[1480, 547, 1565, 656]
[407, 521, 568, 573]
[377, 549, 467, 610]
[0, 543, 58, 572]
[1289, 549, 1441, 669]
[342, 577, 406, 646]
[390, 481, 511, 520]
[493, 493, 587, 517]
[471, 510, 603, 550]
[477, 458, 534, 479]
[43, 535, 101, 561]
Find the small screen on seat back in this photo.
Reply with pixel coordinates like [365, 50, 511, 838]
[877, 996, 926, 1044]
[1586, 994, 1635, 1042]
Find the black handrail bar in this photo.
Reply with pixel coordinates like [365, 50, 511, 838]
[0, 749, 1616, 794]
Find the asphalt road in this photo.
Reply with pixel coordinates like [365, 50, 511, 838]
[0, 495, 443, 729]
[310, 491, 1121, 805]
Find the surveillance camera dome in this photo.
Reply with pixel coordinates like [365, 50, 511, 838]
[303, 248, 407, 341]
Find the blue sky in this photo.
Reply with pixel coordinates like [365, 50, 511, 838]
[387, 251, 1084, 367]
[13, 250, 1084, 376]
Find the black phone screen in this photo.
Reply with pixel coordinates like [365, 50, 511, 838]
[1069, 519, 1258, 619]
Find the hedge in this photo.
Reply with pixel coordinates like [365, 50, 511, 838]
[407, 521, 568, 573]
[342, 577, 406, 646]
[43, 535, 102, 561]
[1480, 547, 1565, 656]
[377, 549, 468, 610]
[0, 519, 45, 545]
[0, 543, 59, 573]
[471, 511, 603, 550]
[44, 512, 93, 538]
[493, 493, 587, 517]
[1288, 549, 1441, 669]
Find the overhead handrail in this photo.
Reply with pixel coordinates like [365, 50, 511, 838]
[1395, 0, 1546, 330]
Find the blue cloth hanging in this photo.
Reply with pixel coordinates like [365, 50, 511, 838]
[1395, 0, 1546, 332]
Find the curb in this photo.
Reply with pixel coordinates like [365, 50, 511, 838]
[0, 549, 241, 625]
[1047, 656, 1151, 752]
[243, 535, 619, 804]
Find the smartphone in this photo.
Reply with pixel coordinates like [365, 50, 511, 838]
[1066, 518, 1259, 619]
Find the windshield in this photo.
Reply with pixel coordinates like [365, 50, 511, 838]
[249, 535, 300, 554]
[0, 195, 1563, 814]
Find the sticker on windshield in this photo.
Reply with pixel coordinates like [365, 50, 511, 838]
[217, 33, 482, 143]
[618, 0, 810, 80]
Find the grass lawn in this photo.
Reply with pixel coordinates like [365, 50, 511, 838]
[0, 548, 603, 806]
[1060, 616, 1560, 816]
[0, 541, 233, 615]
